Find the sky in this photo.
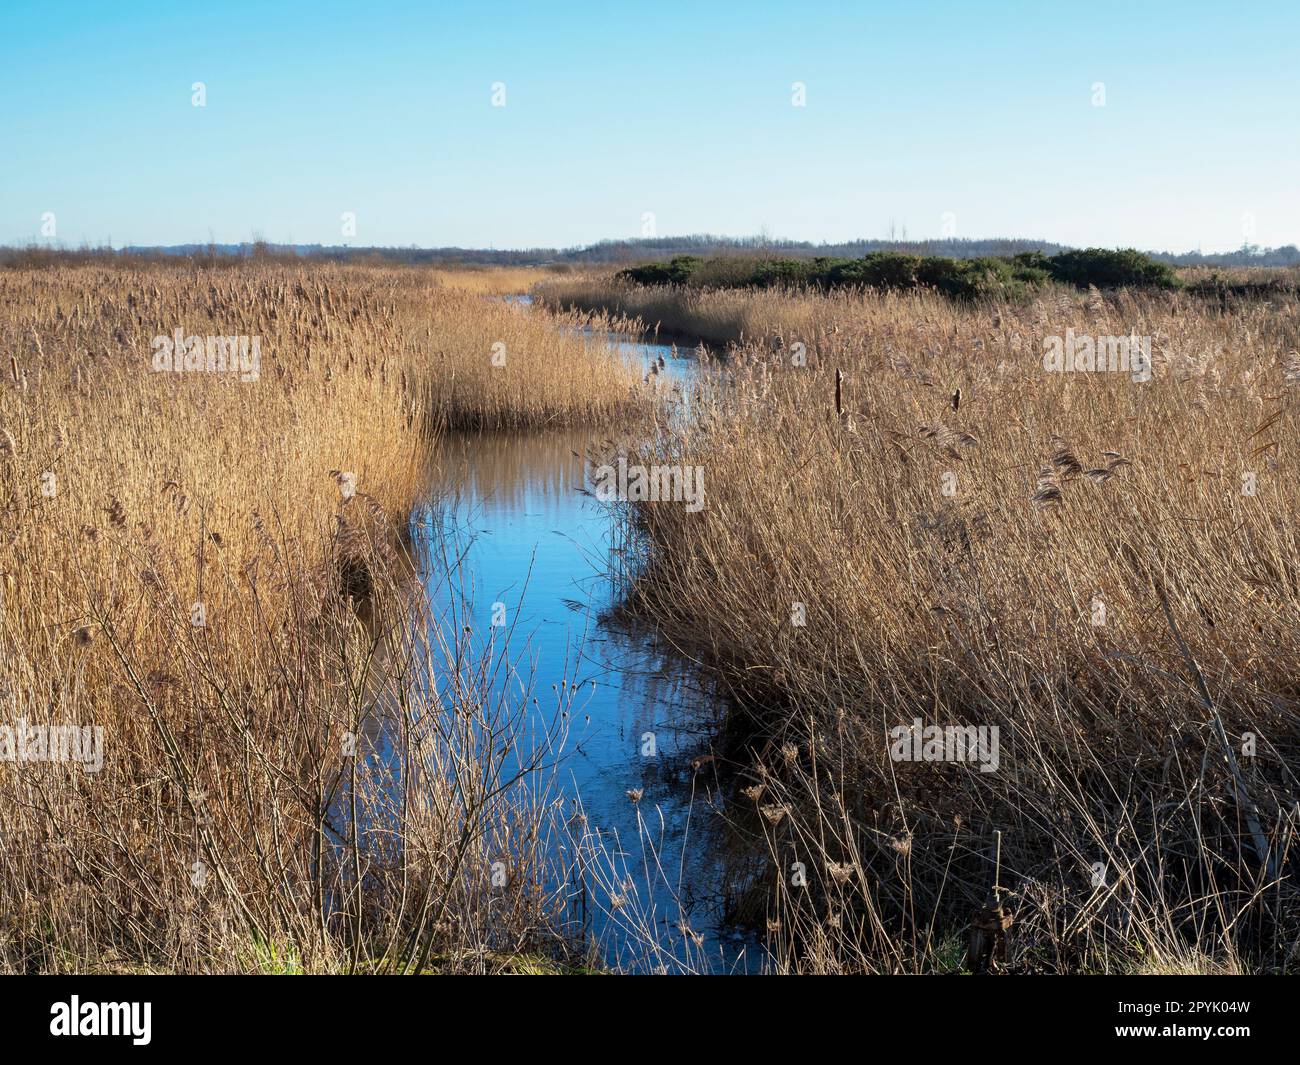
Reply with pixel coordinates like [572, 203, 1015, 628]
[1, 0, 1297, 253]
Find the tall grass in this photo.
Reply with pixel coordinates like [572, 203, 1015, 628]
[0, 262, 644, 972]
[428, 266, 554, 296]
[612, 279, 1300, 972]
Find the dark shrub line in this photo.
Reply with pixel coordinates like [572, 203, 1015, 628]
[617, 248, 1185, 299]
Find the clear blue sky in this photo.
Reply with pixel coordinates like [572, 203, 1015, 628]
[2, 0, 1297, 252]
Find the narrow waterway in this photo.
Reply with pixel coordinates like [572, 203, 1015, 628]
[412, 300, 763, 972]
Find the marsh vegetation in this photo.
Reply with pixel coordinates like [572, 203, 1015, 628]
[4, 256, 1298, 975]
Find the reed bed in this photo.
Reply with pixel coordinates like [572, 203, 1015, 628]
[539, 273, 832, 349]
[428, 266, 555, 296]
[0, 261, 642, 972]
[417, 299, 644, 430]
[611, 279, 1300, 972]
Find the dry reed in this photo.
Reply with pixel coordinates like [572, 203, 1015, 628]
[0, 261, 643, 972]
[606, 278, 1300, 973]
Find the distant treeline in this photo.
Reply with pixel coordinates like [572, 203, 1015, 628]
[616, 249, 1193, 299]
[1150, 244, 1300, 268]
[0, 242, 549, 270]
[1, 235, 1065, 268]
[5, 234, 1300, 269]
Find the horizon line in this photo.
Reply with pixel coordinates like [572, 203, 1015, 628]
[2, 233, 1290, 259]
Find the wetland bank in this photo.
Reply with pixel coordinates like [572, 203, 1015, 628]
[3, 256, 1299, 975]
[0, 260, 760, 974]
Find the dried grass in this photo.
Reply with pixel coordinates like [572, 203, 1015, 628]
[610, 279, 1300, 973]
[0, 261, 641, 972]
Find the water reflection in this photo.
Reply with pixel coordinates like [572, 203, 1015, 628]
[413, 332, 762, 972]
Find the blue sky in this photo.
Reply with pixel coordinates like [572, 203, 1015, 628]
[2, 0, 1297, 252]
